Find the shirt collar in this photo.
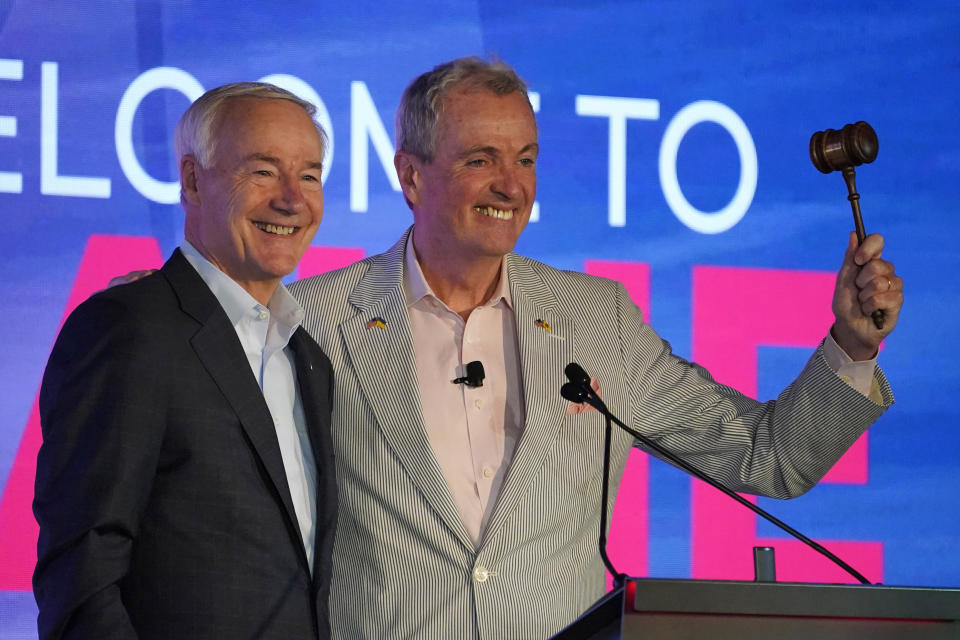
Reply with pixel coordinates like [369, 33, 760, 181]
[403, 230, 512, 311]
[180, 241, 304, 334]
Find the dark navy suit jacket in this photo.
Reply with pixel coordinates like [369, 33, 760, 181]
[34, 249, 337, 640]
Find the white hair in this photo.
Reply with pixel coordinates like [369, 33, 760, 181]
[174, 81, 327, 167]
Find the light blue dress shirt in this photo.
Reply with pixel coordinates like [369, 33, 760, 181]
[181, 241, 318, 570]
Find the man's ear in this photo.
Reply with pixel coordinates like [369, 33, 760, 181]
[180, 154, 202, 205]
[394, 151, 422, 208]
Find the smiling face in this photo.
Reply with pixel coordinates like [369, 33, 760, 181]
[181, 96, 324, 303]
[397, 87, 538, 274]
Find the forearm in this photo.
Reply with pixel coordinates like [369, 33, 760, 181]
[618, 277, 891, 499]
[635, 341, 890, 498]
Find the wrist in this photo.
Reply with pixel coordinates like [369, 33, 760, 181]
[830, 322, 879, 362]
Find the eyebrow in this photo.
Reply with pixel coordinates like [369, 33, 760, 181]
[244, 153, 324, 171]
[520, 143, 539, 156]
[459, 143, 539, 159]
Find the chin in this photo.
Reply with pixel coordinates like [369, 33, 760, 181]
[483, 235, 522, 256]
[253, 260, 299, 281]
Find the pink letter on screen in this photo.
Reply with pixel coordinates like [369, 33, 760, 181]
[296, 246, 365, 279]
[690, 265, 881, 583]
[585, 260, 651, 584]
[0, 236, 164, 590]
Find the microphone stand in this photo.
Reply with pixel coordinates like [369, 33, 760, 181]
[598, 411, 626, 588]
[560, 374, 872, 586]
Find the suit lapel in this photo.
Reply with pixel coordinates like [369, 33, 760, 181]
[162, 251, 306, 566]
[288, 327, 337, 582]
[339, 233, 474, 550]
[289, 328, 333, 477]
[483, 254, 574, 542]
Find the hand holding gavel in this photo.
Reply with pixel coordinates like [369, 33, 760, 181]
[810, 121, 885, 330]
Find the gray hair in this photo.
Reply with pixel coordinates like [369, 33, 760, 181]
[395, 57, 532, 162]
[175, 81, 327, 168]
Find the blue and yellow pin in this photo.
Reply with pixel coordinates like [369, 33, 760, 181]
[366, 316, 387, 330]
[535, 318, 552, 332]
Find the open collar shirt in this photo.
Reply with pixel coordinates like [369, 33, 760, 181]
[181, 241, 318, 570]
[404, 234, 525, 546]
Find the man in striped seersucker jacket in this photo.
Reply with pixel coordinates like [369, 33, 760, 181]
[289, 57, 903, 639]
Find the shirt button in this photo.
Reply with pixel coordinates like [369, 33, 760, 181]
[482, 466, 494, 479]
[474, 399, 482, 409]
[258, 310, 268, 321]
[473, 566, 489, 583]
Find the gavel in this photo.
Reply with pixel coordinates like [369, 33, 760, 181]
[809, 121, 884, 329]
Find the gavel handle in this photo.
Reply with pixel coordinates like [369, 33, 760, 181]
[843, 166, 884, 330]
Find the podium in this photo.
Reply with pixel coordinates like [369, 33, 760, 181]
[552, 578, 960, 639]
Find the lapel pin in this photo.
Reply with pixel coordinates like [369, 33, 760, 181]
[535, 318, 552, 332]
[367, 316, 387, 331]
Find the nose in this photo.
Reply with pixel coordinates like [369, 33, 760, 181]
[490, 164, 524, 202]
[272, 173, 307, 215]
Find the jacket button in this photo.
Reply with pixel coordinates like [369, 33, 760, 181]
[473, 566, 490, 583]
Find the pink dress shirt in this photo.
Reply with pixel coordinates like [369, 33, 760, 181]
[404, 235, 525, 545]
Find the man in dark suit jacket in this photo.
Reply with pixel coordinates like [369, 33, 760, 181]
[33, 82, 337, 639]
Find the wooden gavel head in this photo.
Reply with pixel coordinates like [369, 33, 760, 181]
[809, 121, 878, 174]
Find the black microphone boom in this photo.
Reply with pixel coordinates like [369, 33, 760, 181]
[562, 361, 872, 585]
[562, 376, 624, 585]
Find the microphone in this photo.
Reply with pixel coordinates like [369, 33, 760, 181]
[563, 361, 872, 585]
[564, 362, 591, 388]
[560, 382, 587, 404]
[452, 360, 485, 387]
